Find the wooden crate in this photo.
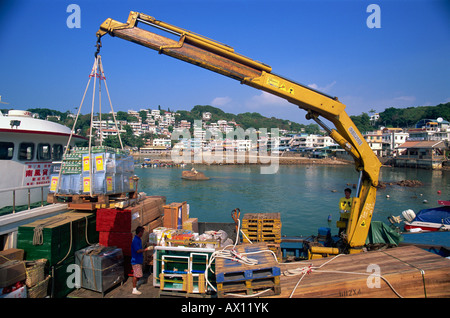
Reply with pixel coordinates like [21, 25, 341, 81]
[163, 202, 188, 229]
[159, 273, 206, 294]
[270, 246, 450, 298]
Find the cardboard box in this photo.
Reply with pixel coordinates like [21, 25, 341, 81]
[183, 218, 198, 233]
[0, 261, 26, 288]
[0, 249, 24, 265]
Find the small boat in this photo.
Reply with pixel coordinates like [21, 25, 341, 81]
[404, 205, 450, 232]
[181, 169, 210, 181]
[390, 201, 450, 232]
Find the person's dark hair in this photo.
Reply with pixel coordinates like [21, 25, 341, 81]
[136, 226, 145, 235]
[344, 188, 352, 194]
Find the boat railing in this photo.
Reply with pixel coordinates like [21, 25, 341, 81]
[0, 184, 48, 213]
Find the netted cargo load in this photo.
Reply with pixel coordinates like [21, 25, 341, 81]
[50, 146, 135, 196]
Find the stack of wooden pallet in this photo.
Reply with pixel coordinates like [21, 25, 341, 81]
[214, 242, 281, 298]
[241, 213, 282, 261]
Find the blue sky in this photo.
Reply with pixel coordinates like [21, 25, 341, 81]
[0, 0, 449, 125]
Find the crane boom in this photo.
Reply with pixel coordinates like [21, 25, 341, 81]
[96, 11, 382, 255]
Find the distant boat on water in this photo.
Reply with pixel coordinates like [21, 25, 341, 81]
[181, 168, 210, 181]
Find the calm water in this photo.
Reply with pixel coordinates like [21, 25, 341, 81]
[135, 164, 450, 237]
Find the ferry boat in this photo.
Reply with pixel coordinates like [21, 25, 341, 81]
[0, 110, 85, 210]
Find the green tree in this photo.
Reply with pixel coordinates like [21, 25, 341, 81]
[103, 135, 122, 148]
[350, 113, 372, 133]
[139, 110, 148, 122]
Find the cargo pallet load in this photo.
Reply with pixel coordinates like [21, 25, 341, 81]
[271, 245, 450, 298]
[75, 244, 125, 297]
[48, 146, 137, 211]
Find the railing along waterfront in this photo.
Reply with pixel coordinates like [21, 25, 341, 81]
[0, 184, 48, 213]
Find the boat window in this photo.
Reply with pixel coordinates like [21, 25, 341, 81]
[0, 142, 14, 160]
[19, 142, 35, 161]
[52, 144, 64, 161]
[37, 143, 51, 161]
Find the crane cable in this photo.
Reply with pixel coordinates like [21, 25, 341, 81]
[56, 54, 123, 195]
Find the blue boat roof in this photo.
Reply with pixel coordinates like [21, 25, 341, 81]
[414, 206, 450, 225]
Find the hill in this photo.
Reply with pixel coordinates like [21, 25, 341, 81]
[350, 102, 450, 133]
[177, 105, 321, 134]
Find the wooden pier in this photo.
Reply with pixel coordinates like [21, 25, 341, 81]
[64, 245, 450, 299]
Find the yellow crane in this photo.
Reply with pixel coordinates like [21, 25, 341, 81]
[96, 11, 381, 258]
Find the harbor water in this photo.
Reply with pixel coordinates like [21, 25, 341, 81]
[135, 164, 450, 237]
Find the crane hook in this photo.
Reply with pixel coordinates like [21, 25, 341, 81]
[95, 36, 102, 58]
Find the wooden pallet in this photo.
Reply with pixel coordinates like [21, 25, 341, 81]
[217, 276, 281, 298]
[241, 213, 281, 243]
[47, 191, 139, 210]
[215, 243, 280, 284]
[158, 290, 213, 298]
[242, 213, 281, 228]
[242, 232, 282, 243]
[269, 245, 450, 298]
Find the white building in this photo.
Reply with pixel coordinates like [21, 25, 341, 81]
[381, 128, 409, 156]
[202, 112, 212, 121]
[363, 130, 383, 156]
[290, 134, 335, 149]
[152, 138, 171, 148]
[407, 118, 450, 141]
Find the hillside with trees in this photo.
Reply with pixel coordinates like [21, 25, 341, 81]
[178, 105, 322, 134]
[350, 102, 450, 133]
[2, 101, 447, 148]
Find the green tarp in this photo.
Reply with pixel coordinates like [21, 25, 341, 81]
[365, 221, 403, 246]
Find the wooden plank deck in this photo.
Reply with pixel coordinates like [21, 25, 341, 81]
[66, 245, 450, 298]
[269, 245, 450, 298]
